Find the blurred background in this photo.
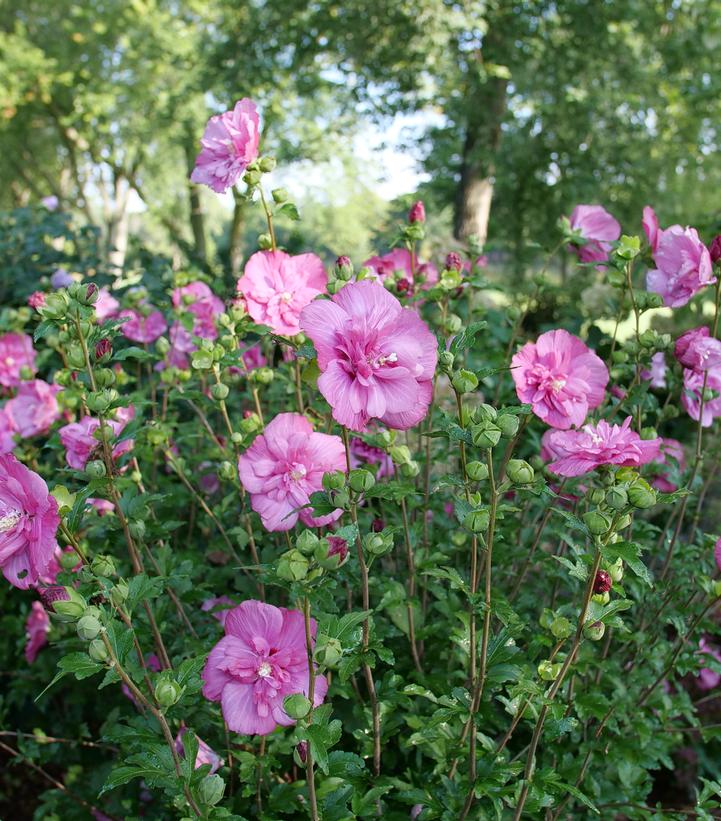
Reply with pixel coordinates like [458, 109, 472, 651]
[1, 0, 721, 280]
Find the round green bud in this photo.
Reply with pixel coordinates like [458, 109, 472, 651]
[155, 336, 170, 355]
[191, 350, 214, 370]
[438, 351, 455, 371]
[583, 510, 613, 535]
[608, 557, 624, 583]
[538, 660, 561, 681]
[473, 404, 497, 424]
[296, 529, 320, 555]
[506, 459, 535, 485]
[218, 461, 235, 481]
[322, 471, 346, 492]
[271, 187, 289, 203]
[586, 488, 605, 506]
[471, 424, 502, 450]
[315, 635, 342, 668]
[583, 620, 606, 641]
[76, 614, 102, 641]
[497, 414, 520, 438]
[276, 549, 309, 582]
[211, 383, 229, 401]
[259, 156, 277, 173]
[52, 588, 87, 621]
[466, 460, 489, 482]
[628, 480, 656, 509]
[551, 616, 573, 640]
[399, 460, 420, 478]
[65, 344, 87, 370]
[86, 460, 107, 479]
[90, 554, 116, 577]
[95, 368, 116, 388]
[283, 693, 311, 720]
[349, 469, 375, 493]
[88, 638, 109, 662]
[198, 774, 225, 807]
[155, 679, 182, 709]
[591, 591, 610, 605]
[605, 486, 628, 511]
[464, 509, 490, 533]
[389, 445, 412, 465]
[257, 233, 273, 250]
[364, 532, 391, 555]
[110, 581, 129, 607]
[128, 520, 146, 540]
[252, 367, 274, 385]
[243, 168, 262, 186]
[451, 369, 478, 394]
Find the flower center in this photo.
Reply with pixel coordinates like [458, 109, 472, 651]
[280, 291, 293, 304]
[257, 661, 272, 678]
[590, 432, 603, 446]
[0, 509, 22, 533]
[288, 463, 307, 481]
[5, 356, 14, 366]
[550, 377, 566, 391]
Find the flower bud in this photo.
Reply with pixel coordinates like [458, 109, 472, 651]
[445, 313, 462, 334]
[211, 383, 229, 401]
[335, 256, 353, 281]
[593, 570, 612, 594]
[583, 510, 612, 535]
[86, 389, 118, 414]
[591, 591, 610, 605]
[396, 277, 413, 296]
[243, 168, 262, 186]
[371, 518, 385, 532]
[296, 529, 320, 555]
[389, 445, 412, 465]
[110, 581, 129, 606]
[538, 660, 561, 681]
[94, 338, 112, 362]
[322, 471, 346, 492]
[155, 678, 182, 709]
[39, 291, 70, 320]
[473, 404, 497, 424]
[198, 774, 225, 806]
[583, 620, 606, 641]
[364, 532, 392, 556]
[605, 487, 628, 511]
[452, 369, 478, 394]
[466, 460, 489, 482]
[608, 557, 624, 583]
[496, 414, 520, 438]
[628, 480, 656, 509]
[471, 424, 501, 450]
[276, 549, 309, 582]
[315, 635, 342, 667]
[551, 616, 573, 640]
[438, 351, 454, 372]
[76, 613, 102, 641]
[88, 638, 109, 662]
[315, 536, 349, 569]
[400, 460, 420, 478]
[91, 554, 116, 577]
[464, 509, 490, 533]
[709, 235, 721, 264]
[45, 587, 86, 620]
[66, 344, 87, 370]
[271, 187, 289, 203]
[86, 460, 107, 479]
[251, 367, 274, 385]
[445, 252, 463, 271]
[294, 741, 309, 767]
[259, 156, 276, 173]
[128, 520, 146, 540]
[349, 469, 375, 493]
[506, 459, 534, 485]
[408, 200, 426, 224]
[283, 693, 311, 720]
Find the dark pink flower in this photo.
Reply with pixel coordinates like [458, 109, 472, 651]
[28, 291, 46, 310]
[202, 596, 235, 627]
[300, 280, 437, 431]
[408, 200, 426, 224]
[201, 600, 328, 736]
[641, 351, 667, 389]
[59, 406, 135, 470]
[0, 455, 59, 589]
[350, 437, 393, 479]
[238, 413, 346, 531]
[650, 438, 685, 494]
[161, 321, 196, 370]
[175, 728, 223, 774]
[681, 366, 721, 427]
[675, 326, 721, 371]
[119, 308, 167, 344]
[25, 601, 50, 663]
[546, 417, 661, 477]
[94, 288, 120, 323]
[240, 343, 266, 371]
[191, 99, 260, 194]
[647, 225, 715, 308]
[568, 204, 621, 264]
[0, 333, 36, 387]
[714, 538, 721, 573]
[237, 250, 326, 336]
[511, 329, 608, 429]
[363, 248, 439, 290]
[172, 282, 224, 340]
[5, 380, 61, 438]
[642, 206, 661, 253]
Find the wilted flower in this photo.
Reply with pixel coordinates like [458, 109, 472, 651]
[119, 308, 168, 343]
[5, 380, 61, 438]
[647, 226, 715, 308]
[237, 250, 326, 336]
[25, 601, 50, 663]
[191, 99, 260, 193]
[300, 280, 437, 431]
[0, 455, 60, 589]
[568, 204, 621, 264]
[546, 417, 661, 477]
[201, 600, 327, 735]
[511, 329, 608, 429]
[0, 332, 36, 387]
[238, 412, 346, 531]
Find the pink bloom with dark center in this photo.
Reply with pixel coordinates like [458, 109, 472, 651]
[650, 438, 685, 493]
[675, 326, 721, 371]
[642, 206, 661, 253]
[546, 417, 661, 477]
[175, 728, 223, 774]
[511, 329, 608, 429]
[641, 351, 667, 389]
[25, 601, 50, 663]
[238, 413, 346, 531]
[28, 291, 46, 310]
[5, 380, 61, 438]
[647, 225, 715, 308]
[58, 406, 135, 470]
[697, 638, 721, 690]
[94, 288, 120, 323]
[681, 366, 721, 427]
[202, 596, 235, 627]
[237, 250, 326, 336]
[0, 455, 59, 589]
[569, 204, 621, 264]
[0, 333, 36, 387]
[119, 308, 168, 343]
[350, 437, 394, 479]
[172, 281, 224, 340]
[201, 600, 328, 736]
[191, 99, 260, 194]
[300, 280, 437, 431]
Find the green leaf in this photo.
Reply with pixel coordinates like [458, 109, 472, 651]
[449, 320, 488, 355]
[114, 346, 154, 362]
[604, 541, 652, 586]
[276, 201, 300, 220]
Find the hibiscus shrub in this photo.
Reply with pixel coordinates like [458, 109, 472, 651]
[3, 99, 721, 821]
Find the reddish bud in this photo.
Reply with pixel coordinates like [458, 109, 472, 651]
[336, 255, 351, 269]
[408, 200, 426, 224]
[709, 235, 721, 264]
[371, 518, 385, 533]
[95, 338, 112, 361]
[37, 585, 70, 610]
[396, 278, 413, 296]
[593, 570, 612, 594]
[445, 252, 463, 271]
[296, 741, 308, 763]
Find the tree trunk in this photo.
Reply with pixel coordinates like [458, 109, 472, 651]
[184, 140, 207, 263]
[107, 172, 130, 275]
[229, 189, 246, 277]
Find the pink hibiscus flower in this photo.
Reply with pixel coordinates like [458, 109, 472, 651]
[681, 366, 721, 427]
[119, 308, 168, 343]
[568, 204, 621, 264]
[94, 288, 120, 323]
[647, 226, 715, 308]
[58, 406, 135, 470]
[175, 728, 223, 774]
[697, 638, 721, 691]
[237, 250, 327, 336]
[0, 332, 36, 387]
[641, 351, 667, 389]
[546, 417, 661, 477]
[191, 99, 260, 194]
[350, 437, 394, 479]
[363, 248, 439, 290]
[172, 281, 224, 340]
[511, 329, 608, 429]
[0, 455, 60, 589]
[201, 600, 328, 736]
[25, 601, 50, 663]
[675, 326, 721, 371]
[300, 280, 437, 431]
[5, 380, 61, 438]
[238, 413, 346, 531]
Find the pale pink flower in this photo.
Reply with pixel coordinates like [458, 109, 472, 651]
[238, 413, 346, 531]
[94, 288, 120, 322]
[650, 438, 685, 494]
[697, 638, 721, 690]
[0, 455, 59, 589]
[0, 409, 16, 454]
[363, 248, 439, 290]
[681, 366, 721, 427]
[0, 332, 36, 387]
[546, 417, 661, 477]
[237, 250, 326, 336]
[642, 206, 661, 253]
[300, 280, 437, 431]
[191, 99, 260, 193]
[119, 308, 168, 343]
[5, 380, 61, 438]
[675, 326, 721, 371]
[175, 728, 223, 774]
[41, 195, 59, 211]
[350, 437, 394, 479]
[647, 226, 715, 308]
[202, 596, 235, 627]
[58, 406, 135, 470]
[28, 291, 46, 310]
[25, 601, 50, 663]
[511, 329, 608, 429]
[172, 281, 224, 340]
[201, 600, 328, 736]
[641, 351, 667, 389]
[568, 204, 621, 264]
